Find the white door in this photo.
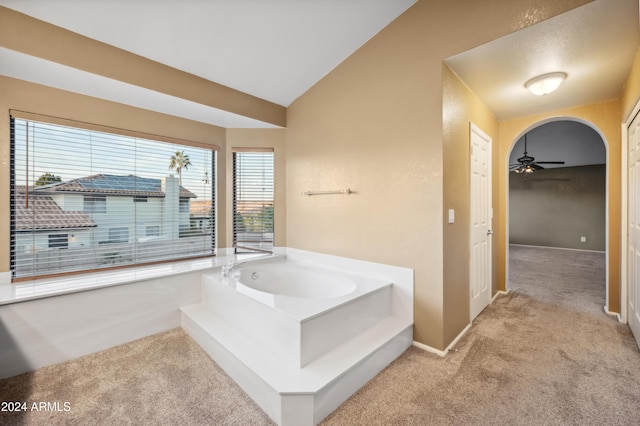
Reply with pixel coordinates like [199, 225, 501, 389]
[628, 110, 640, 348]
[470, 123, 492, 321]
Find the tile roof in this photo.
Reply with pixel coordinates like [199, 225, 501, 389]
[190, 200, 212, 217]
[37, 174, 197, 198]
[14, 193, 97, 231]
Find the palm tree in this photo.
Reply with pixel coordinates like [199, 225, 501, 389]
[168, 151, 192, 185]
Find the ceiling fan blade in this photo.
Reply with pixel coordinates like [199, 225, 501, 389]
[536, 161, 565, 164]
[532, 164, 545, 170]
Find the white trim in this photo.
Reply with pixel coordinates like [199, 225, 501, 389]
[0, 272, 11, 285]
[492, 290, 508, 302]
[603, 305, 622, 321]
[621, 99, 640, 324]
[412, 323, 472, 357]
[505, 117, 610, 309]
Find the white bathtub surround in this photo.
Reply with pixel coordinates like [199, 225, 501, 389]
[0, 272, 201, 379]
[181, 247, 413, 426]
[0, 251, 268, 379]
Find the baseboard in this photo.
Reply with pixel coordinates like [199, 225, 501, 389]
[603, 305, 622, 322]
[509, 243, 605, 254]
[492, 290, 508, 301]
[412, 323, 472, 357]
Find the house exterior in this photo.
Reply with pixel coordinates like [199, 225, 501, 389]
[13, 174, 201, 275]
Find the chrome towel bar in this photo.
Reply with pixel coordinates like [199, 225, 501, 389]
[302, 188, 352, 196]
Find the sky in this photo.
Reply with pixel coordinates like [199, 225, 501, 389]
[13, 119, 214, 199]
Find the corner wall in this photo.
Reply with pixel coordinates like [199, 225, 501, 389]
[285, 0, 592, 350]
[621, 49, 640, 121]
[442, 65, 499, 344]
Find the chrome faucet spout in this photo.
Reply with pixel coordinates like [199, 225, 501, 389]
[220, 254, 273, 277]
[221, 261, 236, 277]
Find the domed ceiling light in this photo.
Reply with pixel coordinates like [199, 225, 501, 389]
[524, 72, 567, 96]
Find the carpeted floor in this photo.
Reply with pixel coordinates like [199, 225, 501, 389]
[1, 245, 639, 425]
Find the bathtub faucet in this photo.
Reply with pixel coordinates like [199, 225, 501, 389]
[221, 261, 237, 277]
[221, 259, 251, 277]
[221, 254, 272, 277]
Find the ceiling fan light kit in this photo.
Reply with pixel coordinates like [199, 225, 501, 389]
[524, 72, 567, 96]
[510, 134, 566, 176]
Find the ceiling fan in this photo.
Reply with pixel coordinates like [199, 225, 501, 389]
[509, 134, 565, 175]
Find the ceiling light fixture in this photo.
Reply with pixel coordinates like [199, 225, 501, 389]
[524, 72, 567, 96]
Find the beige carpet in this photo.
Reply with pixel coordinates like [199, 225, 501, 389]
[2, 245, 639, 425]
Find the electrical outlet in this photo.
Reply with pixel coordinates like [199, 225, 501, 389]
[580, 236, 586, 243]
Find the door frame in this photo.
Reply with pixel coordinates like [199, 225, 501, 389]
[621, 98, 640, 324]
[505, 118, 610, 315]
[469, 122, 492, 321]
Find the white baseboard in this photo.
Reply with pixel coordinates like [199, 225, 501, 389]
[412, 323, 472, 357]
[603, 305, 622, 322]
[492, 290, 508, 301]
[413, 291, 508, 357]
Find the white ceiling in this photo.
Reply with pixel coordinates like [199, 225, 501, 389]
[446, 0, 639, 121]
[0, 0, 637, 129]
[0, 0, 416, 127]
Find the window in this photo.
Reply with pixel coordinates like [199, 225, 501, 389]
[10, 115, 217, 281]
[84, 195, 106, 213]
[108, 227, 129, 243]
[232, 149, 274, 253]
[146, 226, 160, 237]
[179, 198, 189, 213]
[48, 234, 68, 249]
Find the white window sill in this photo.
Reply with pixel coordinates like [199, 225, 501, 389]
[0, 252, 270, 306]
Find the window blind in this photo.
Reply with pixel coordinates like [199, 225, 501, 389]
[232, 149, 274, 253]
[10, 116, 216, 281]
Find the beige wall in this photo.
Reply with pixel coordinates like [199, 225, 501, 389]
[285, 0, 592, 350]
[442, 65, 499, 344]
[498, 100, 621, 311]
[0, 6, 286, 128]
[224, 129, 287, 249]
[621, 49, 640, 121]
[509, 165, 607, 251]
[0, 0, 601, 350]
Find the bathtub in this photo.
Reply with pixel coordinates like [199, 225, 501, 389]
[212, 256, 393, 367]
[181, 248, 413, 426]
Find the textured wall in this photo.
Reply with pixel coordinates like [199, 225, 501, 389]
[286, 0, 593, 350]
[509, 164, 606, 251]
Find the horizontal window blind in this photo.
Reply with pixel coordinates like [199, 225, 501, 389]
[232, 149, 274, 253]
[10, 117, 216, 281]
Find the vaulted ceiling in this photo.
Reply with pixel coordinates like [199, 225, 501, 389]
[0, 0, 638, 132]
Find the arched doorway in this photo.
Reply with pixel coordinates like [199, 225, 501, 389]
[506, 119, 609, 315]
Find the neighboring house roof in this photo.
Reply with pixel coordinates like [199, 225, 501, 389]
[14, 192, 97, 231]
[190, 199, 212, 217]
[235, 200, 273, 214]
[36, 174, 197, 198]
